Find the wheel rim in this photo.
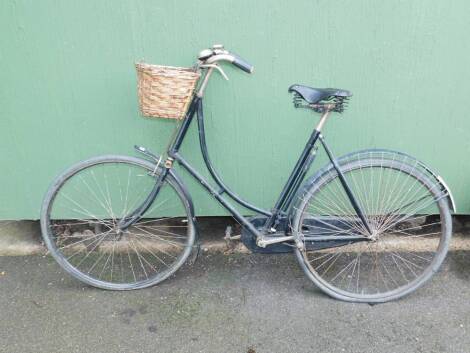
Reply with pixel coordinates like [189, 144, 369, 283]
[43, 158, 194, 289]
[297, 156, 451, 301]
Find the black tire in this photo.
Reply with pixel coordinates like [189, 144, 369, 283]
[293, 157, 452, 303]
[40, 155, 196, 290]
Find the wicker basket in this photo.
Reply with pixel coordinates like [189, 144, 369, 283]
[135, 63, 200, 119]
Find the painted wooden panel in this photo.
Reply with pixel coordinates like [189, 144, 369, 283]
[0, 0, 469, 219]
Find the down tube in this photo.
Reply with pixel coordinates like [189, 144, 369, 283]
[173, 152, 262, 238]
[196, 99, 272, 217]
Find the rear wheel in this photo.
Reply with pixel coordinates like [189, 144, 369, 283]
[293, 154, 452, 303]
[41, 155, 195, 290]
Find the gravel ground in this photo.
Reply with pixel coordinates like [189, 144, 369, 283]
[0, 250, 469, 353]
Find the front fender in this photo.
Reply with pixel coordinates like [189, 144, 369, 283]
[435, 175, 456, 213]
[168, 167, 201, 263]
[137, 152, 200, 262]
[168, 168, 197, 221]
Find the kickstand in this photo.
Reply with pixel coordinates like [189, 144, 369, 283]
[224, 226, 241, 250]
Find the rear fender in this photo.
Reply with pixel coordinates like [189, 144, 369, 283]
[288, 148, 456, 221]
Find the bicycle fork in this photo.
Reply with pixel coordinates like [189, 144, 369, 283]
[117, 158, 170, 232]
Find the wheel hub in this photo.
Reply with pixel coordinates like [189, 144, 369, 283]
[368, 231, 379, 241]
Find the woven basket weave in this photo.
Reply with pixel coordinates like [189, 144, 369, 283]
[135, 63, 200, 119]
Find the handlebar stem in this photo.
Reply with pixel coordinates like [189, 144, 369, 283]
[196, 67, 214, 98]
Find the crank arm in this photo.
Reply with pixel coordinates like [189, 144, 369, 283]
[256, 235, 295, 248]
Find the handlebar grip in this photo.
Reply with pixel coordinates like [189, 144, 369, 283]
[232, 54, 254, 74]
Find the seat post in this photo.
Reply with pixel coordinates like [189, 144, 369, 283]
[315, 104, 334, 132]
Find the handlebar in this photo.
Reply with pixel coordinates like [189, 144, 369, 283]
[232, 53, 254, 74]
[201, 46, 254, 74]
[196, 46, 253, 97]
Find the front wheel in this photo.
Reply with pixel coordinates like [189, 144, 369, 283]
[293, 153, 452, 303]
[40, 155, 196, 290]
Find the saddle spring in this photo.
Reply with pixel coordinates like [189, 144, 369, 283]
[292, 93, 350, 114]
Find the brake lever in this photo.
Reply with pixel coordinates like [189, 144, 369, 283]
[199, 64, 229, 81]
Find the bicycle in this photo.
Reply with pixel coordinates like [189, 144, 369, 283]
[40, 44, 455, 303]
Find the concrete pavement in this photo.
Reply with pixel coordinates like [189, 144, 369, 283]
[0, 250, 469, 353]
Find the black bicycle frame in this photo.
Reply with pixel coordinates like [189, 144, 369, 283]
[121, 95, 371, 240]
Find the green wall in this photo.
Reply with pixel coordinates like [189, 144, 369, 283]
[1, 0, 469, 219]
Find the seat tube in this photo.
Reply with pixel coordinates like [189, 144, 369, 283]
[265, 107, 333, 231]
[265, 128, 321, 230]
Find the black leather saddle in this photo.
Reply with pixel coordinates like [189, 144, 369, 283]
[288, 84, 352, 104]
[288, 84, 352, 113]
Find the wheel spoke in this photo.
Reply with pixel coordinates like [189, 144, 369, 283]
[297, 154, 450, 302]
[44, 158, 194, 289]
